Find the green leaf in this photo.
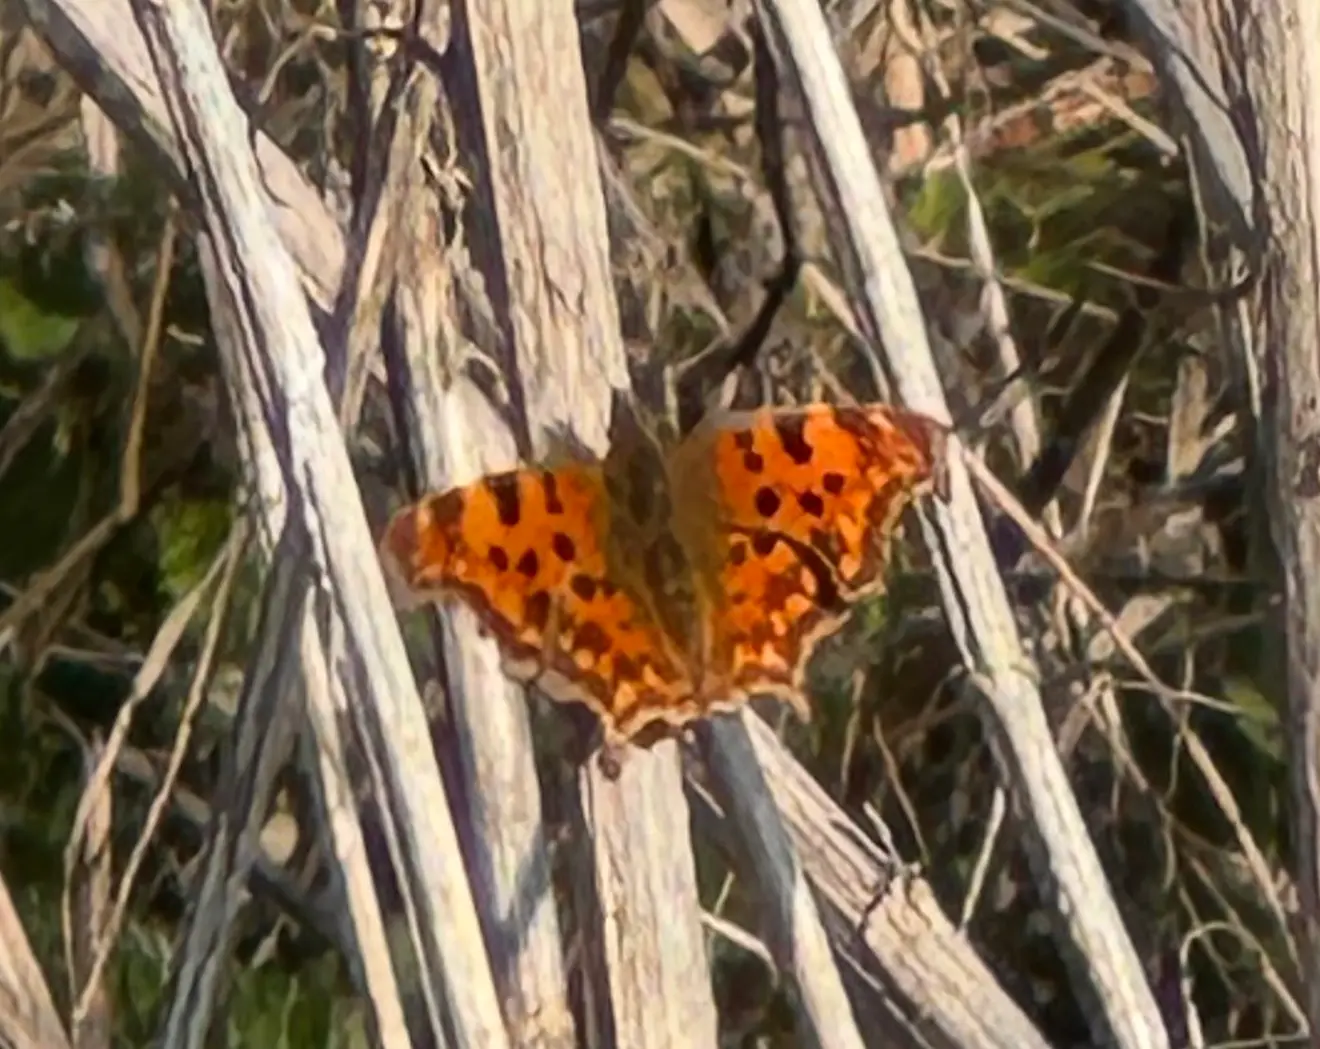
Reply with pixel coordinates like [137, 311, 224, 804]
[0, 278, 81, 361]
[151, 497, 234, 602]
[1222, 675, 1283, 763]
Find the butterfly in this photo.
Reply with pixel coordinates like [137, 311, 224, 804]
[379, 403, 949, 745]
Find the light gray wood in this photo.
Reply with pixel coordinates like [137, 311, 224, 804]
[703, 718, 869, 1049]
[741, 715, 1054, 1049]
[399, 0, 720, 1044]
[751, 1, 1168, 1046]
[578, 746, 720, 1048]
[1188, 0, 1320, 1035]
[373, 14, 575, 1047]
[124, 1, 509, 1046]
[442, 1, 718, 1042]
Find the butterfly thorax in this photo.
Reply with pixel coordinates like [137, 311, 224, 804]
[596, 415, 727, 686]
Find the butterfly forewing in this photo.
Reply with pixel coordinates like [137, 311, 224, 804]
[675, 403, 948, 709]
[697, 404, 945, 591]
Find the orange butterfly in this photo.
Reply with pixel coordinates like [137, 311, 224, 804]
[380, 403, 949, 744]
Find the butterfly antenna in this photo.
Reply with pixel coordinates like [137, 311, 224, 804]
[675, 15, 800, 435]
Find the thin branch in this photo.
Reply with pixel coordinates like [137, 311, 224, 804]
[127, 0, 509, 1046]
[751, 1, 1170, 1045]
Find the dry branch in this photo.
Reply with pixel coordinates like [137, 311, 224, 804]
[751, 0, 1169, 1046]
[371, 12, 576, 1043]
[735, 716, 1054, 1049]
[703, 718, 868, 1047]
[575, 750, 721, 1046]
[1188, 0, 1320, 1036]
[64, 737, 111, 1049]
[123, 1, 508, 1046]
[0, 871, 72, 1049]
[381, 0, 719, 1041]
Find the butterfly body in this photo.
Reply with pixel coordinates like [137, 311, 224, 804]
[381, 403, 948, 743]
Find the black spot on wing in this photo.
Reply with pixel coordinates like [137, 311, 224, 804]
[516, 550, 540, 577]
[774, 414, 813, 465]
[613, 653, 638, 684]
[487, 473, 522, 527]
[552, 533, 577, 562]
[798, 491, 825, 517]
[488, 546, 510, 572]
[789, 537, 843, 610]
[755, 486, 782, 519]
[781, 559, 838, 611]
[573, 621, 612, 657]
[429, 489, 466, 528]
[542, 472, 565, 514]
[814, 568, 842, 609]
[822, 472, 846, 495]
[808, 528, 835, 557]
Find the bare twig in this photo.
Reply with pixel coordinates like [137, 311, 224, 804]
[428, 0, 716, 1040]
[64, 736, 111, 1049]
[67, 526, 248, 1030]
[751, 1, 1169, 1044]
[733, 715, 1057, 1049]
[382, 2, 576, 1039]
[0, 871, 72, 1049]
[127, 0, 508, 1045]
[702, 718, 868, 1048]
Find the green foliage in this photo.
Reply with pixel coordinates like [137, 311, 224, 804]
[0, 400, 84, 576]
[150, 497, 234, 604]
[0, 276, 82, 361]
[225, 954, 365, 1049]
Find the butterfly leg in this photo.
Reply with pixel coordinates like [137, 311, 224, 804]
[672, 21, 801, 434]
[596, 744, 627, 781]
